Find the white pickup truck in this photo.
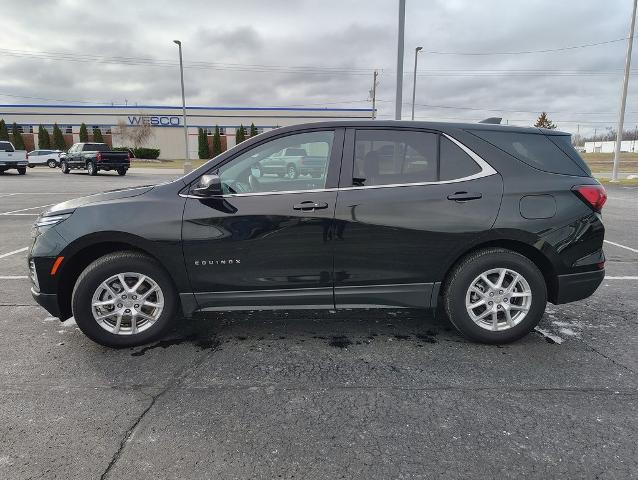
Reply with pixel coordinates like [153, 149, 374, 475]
[0, 141, 28, 175]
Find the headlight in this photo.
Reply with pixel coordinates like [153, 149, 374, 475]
[35, 213, 72, 228]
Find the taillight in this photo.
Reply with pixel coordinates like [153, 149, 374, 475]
[127, 152, 131, 160]
[572, 184, 607, 212]
[26, 152, 29, 159]
[96, 152, 102, 161]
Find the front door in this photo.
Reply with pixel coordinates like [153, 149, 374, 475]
[333, 127, 503, 309]
[182, 128, 343, 310]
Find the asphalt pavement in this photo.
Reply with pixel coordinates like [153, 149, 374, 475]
[0, 167, 637, 479]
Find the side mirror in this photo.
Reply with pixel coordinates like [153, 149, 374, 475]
[192, 174, 223, 197]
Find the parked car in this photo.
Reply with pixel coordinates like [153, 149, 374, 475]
[0, 141, 28, 175]
[59, 142, 130, 176]
[29, 120, 606, 347]
[258, 147, 327, 178]
[27, 149, 62, 168]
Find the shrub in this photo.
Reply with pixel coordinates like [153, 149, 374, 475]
[38, 125, 51, 149]
[212, 125, 222, 157]
[198, 128, 210, 159]
[79, 123, 89, 142]
[93, 126, 104, 143]
[132, 147, 160, 159]
[0, 119, 8, 141]
[12, 123, 25, 150]
[52, 123, 67, 150]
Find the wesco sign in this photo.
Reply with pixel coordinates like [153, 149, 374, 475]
[127, 115, 181, 127]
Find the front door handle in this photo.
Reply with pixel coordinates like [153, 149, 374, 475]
[293, 200, 329, 211]
[447, 191, 483, 201]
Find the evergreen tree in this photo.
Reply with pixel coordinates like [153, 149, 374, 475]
[235, 124, 246, 144]
[38, 125, 51, 149]
[197, 128, 210, 159]
[53, 123, 67, 150]
[0, 119, 8, 141]
[212, 125, 222, 157]
[93, 126, 104, 143]
[79, 123, 89, 142]
[12, 123, 25, 150]
[534, 112, 557, 129]
[250, 123, 258, 137]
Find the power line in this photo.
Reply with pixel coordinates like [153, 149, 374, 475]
[420, 36, 634, 56]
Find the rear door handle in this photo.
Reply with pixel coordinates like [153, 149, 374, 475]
[447, 191, 483, 201]
[293, 201, 329, 211]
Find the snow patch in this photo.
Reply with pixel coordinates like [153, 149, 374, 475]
[534, 327, 564, 344]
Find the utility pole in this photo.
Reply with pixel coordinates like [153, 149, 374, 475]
[370, 70, 379, 119]
[173, 40, 192, 174]
[411, 47, 423, 121]
[612, 0, 637, 182]
[395, 0, 406, 120]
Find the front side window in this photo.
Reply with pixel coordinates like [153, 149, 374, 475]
[213, 130, 334, 194]
[354, 130, 438, 186]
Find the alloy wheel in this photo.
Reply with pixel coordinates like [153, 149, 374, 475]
[465, 267, 532, 331]
[90, 272, 164, 335]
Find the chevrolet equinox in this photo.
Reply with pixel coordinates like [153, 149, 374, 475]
[29, 121, 606, 347]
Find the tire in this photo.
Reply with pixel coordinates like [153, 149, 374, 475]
[443, 248, 547, 344]
[71, 251, 178, 347]
[87, 161, 97, 176]
[28, 164, 35, 168]
[61, 160, 70, 174]
[47, 159, 57, 168]
[117, 167, 127, 176]
[17, 167, 26, 175]
[286, 163, 298, 179]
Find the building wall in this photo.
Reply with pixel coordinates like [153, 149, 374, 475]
[0, 104, 373, 159]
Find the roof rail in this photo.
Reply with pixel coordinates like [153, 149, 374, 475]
[478, 117, 502, 124]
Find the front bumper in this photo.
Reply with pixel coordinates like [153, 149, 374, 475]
[553, 269, 605, 304]
[31, 287, 62, 318]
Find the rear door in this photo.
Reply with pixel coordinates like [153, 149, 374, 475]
[333, 127, 503, 309]
[181, 128, 343, 310]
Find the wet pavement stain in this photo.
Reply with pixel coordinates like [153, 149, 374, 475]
[329, 335, 353, 349]
[131, 334, 221, 356]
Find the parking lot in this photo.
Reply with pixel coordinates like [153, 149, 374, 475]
[0, 167, 637, 479]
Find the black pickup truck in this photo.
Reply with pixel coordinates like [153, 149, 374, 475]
[60, 143, 130, 176]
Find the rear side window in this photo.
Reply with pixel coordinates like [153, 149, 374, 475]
[439, 137, 481, 181]
[354, 130, 438, 186]
[0, 142, 14, 152]
[470, 130, 587, 176]
[548, 134, 591, 176]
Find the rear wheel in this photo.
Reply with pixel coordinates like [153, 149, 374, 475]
[72, 251, 178, 347]
[87, 161, 97, 176]
[17, 167, 26, 175]
[47, 159, 57, 168]
[117, 167, 127, 176]
[443, 248, 547, 344]
[61, 160, 69, 174]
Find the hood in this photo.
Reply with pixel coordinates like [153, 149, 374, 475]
[44, 185, 155, 215]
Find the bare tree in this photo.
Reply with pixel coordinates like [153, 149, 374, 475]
[115, 117, 154, 149]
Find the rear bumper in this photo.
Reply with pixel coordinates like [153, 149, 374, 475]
[0, 161, 28, 168]
[97, 162, 129, 169]
[552, 269, 605, 304]
[31, 287, 63, 319]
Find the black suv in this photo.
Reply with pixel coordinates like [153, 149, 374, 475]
[29, 121, 606, 347]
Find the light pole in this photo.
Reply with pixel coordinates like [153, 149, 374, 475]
[411, 46, 423, 121]
[612, 0, 637, 182]
[395, 0, 406, 120]
[173, 40, 191, 174]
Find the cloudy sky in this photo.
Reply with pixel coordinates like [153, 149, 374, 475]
[1, 0, 636, 135]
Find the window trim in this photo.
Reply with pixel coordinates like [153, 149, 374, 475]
[341, 128, 496, 190]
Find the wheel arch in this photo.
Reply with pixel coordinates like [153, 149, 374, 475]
[55, 233, 180, 319]
[439, 237, 559, 305]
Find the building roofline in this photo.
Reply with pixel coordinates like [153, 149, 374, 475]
[0, 103, 374, 112]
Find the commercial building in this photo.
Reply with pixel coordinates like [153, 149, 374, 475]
[0, 104, 374, 159]
[584, 140, 638, 153]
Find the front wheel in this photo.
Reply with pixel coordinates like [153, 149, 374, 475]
[443, 248, 547, 344]
[60, 160, 69, 174]
[87, 161, 97, 176]
[17, 167, 26, 175]
[47, 159, 57, 168]
[71, 251, 178, 347]
[117, 167, 127, 176]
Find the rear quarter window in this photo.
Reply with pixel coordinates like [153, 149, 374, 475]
[469, 130, 588, 176]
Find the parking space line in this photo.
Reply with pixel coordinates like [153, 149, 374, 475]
[1, 203, 55, 215]
[0, 247, 28, 259]
[604, 240, 638, 254]
[0, 276, 28, 280]
[605, 276, 638, 280]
